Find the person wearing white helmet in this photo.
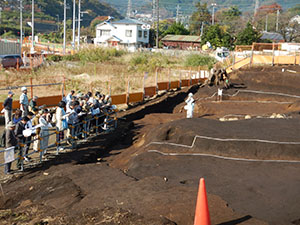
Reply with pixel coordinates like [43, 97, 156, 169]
[20, 87, 29, 117]
[184, 93, 195, 118]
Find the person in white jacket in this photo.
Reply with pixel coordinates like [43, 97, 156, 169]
[184, 93, 195, 118]
[55, 101, 67, 151]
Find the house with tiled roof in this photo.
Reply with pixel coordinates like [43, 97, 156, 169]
[94, 18, 150, 51]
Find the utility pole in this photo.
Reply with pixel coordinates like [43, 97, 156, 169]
[72, 0, 76, 48]
[152, 0, 156, 22]
[56, 14, 59, 31]
[211, 3, 216, 25]
[63, 0, 66, 54]
[265, 14, 268, 32]
[20, 0, 23, 54]
[276, 9, 280, 32]
[176, 4, 180, 23]
[77, 0, 81, 47]
[127, 0, 132, 18]
[31, 0, 34, 53]
[254, 0, 259, 16]
[200, 22, 204, 38]
[156, 0, 159, 48]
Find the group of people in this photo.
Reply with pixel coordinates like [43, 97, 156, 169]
[208, 68, 231, 89]
[55, 90, 114, 150]
[2, 87, 115, 175]
[2, 87, 51, 174]
[205, 68, 231, 102]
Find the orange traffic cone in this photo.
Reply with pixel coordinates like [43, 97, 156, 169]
[194, 178, 211, 225]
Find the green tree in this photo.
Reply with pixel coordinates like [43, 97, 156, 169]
[236, 22, 261, 45]
[162, 22, 190, 36]
[189, 2, 211, 35]
[217, 6, 244, 35]
[201, 24, 233, 48]
[287, 4, 300, 16]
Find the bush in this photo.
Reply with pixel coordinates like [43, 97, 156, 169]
[45, 47, 126, 63]
[74, 47, 126, 63]
[129, 53, 171, 72]
[46, 55, 63, 62]
[184, 54, 216, 69]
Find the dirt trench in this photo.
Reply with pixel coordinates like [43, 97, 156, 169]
[1, 66, 300, 225]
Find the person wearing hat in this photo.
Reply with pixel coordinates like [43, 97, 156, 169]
[32, 108, 41, 152]
[5, 121, 17, 174]
[3, 91, 14, 126]
[29, 96, 38, 113]
[39, 109, 52, 155]
[15, 116, 30, 169]
[184, 93, 195, 118]
[20, 87, 29, 117]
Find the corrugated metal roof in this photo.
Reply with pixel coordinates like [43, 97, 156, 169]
[261, 31, 284, 41]
[112, 18, 146, 25]
[161, 35, 202, 43]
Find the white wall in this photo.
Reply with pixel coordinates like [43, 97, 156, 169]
[94, 22, 149, 46]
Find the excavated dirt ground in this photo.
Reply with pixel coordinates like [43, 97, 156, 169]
[0, 65, 300, 225]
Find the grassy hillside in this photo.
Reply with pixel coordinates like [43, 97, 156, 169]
[103, 0, 299, 17]
[0, 0, 121, 37]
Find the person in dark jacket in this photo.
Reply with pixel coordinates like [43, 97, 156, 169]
[3, 91, 14, 126]
[14, 116, 29, 170]
[5, 122, 18, 174]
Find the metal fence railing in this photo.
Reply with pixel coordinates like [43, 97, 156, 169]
[1, 109, 118, 172]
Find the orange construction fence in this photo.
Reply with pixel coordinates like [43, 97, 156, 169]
[0, 69, 206, 109]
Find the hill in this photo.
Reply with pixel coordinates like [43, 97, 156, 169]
[103, 0, 300, 18]
[0, 0, 121, 36]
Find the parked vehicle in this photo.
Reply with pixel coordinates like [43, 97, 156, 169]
[214, 47, 230, 62]
[0, 55, 23, 69]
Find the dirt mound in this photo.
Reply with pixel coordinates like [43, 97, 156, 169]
[143, 117, 300, 160]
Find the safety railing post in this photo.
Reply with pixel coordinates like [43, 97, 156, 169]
[95, 115, 99, 136]
[39, 139, 43, 162]
[143, 72, 146, 101]
[56, 129, 60, 155]
[179, 71, 182, 89]
[19, 144, 24, 171]
[168, 68, 171, 90]
[114, 111, 118, 129]
[84, 118, 87, 140]
[272, 42, 275, 66]
[126, 76, 130, 105]
[155, 68, 158, 94]
[71, 124, 75, 150]
[30, 77, 33, 99]
[189, 67, 192, 86]
[250, 43, 255, 67]
[17, 58, 20, 70]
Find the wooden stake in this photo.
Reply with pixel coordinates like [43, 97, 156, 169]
[272, 42, 275, 66]
[30, 77, 33, 99]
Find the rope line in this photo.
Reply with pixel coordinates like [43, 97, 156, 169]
[238, 90, 300, 99]
[148, 150, 300, 163]
[199, 89, 300, 101]
[146, 135, 300, 150]
[212, 100, 293, 104]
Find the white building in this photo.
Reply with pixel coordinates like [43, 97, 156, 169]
[94, 18, 150, 51]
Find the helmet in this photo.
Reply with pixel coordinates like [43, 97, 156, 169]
[188, 93, 193, 97]
[21, 87, 27, 91]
